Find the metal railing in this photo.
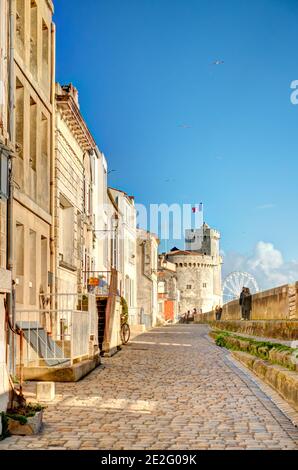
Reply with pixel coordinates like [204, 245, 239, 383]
[16, 293, 98, 367]
[82, 271, 112, 296]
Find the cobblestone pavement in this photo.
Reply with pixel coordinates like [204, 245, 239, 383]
[1, 325, 298, 450]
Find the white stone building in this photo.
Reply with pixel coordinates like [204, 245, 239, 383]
[55, 83, 97, 297]
[92, 148, 109, 273]
[136, 229, 159, 327]
[158, 255, 180, 323]
[109, 188, 137, 314]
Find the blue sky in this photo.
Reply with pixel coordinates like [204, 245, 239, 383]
[54, 0, 298, 288]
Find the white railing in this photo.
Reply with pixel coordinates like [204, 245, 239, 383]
[71, 310, 90, 359]
[128, 307, 152, 329]
[128, 308, 142, 326]
[16, 293, 98, 367]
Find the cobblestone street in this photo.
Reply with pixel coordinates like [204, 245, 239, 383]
[1, 325, 298, 450]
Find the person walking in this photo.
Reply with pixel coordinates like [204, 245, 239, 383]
[215, 305, 223, 321]
[239, 287, 252, 320]
[239, 287, 246, 320]
[243, 288, 252, 320]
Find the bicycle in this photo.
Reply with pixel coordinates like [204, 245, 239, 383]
[120, 322, 130, 345]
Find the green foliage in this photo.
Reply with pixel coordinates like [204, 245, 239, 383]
[120, 297, 129, 325]
[0, 412, 10, 440]
[214, 329, 297, 371]
[215, 334, 227, 348]
[6, 413, 28, 425]
[5, 403, 45, 427]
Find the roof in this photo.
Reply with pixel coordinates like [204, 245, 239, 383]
[107, 188, 122, 214]
[109, 187, 135, 204]
[166, 249, 204, 256]
[137, 228, 160, 244]
[56, 83, 96, 152]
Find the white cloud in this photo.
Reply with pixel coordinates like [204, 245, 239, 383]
[223, 241, 298, 291]
[248, 241, 283, 271]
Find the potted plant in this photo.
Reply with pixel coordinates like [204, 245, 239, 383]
[5, 403, 45, 436]
[78, 294, 89, 311]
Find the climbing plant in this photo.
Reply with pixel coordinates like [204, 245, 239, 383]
[120, 297, 129, 325]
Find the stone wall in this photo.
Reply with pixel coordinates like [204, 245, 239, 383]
[196, 282, 298, 322]
[166, 252, 222, 314]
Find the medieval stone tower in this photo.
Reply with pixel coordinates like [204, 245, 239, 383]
[165, 223, 222, 314]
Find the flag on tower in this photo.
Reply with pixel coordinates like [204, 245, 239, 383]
[192, 203, 203, 213]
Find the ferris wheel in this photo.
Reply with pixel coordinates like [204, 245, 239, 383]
[222, 271, 259, 304]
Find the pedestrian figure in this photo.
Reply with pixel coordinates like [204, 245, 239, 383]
[215, 305, 223, 321]
[243, 287, 252, 320]
[239, 287, 252, 321]
[239, 287, 246, 320]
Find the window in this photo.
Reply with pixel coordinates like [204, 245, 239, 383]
[16, 222, 24, 303]
[29, 229, 37, 305]
[30, 97, 37, 171]
[42, 20, 49, 88]
[40, 236, 48, 292]
[203, 283, 207, 288]
[15, 79, 24, 161]
[187, 285, 192, 290]
[30, 1, 38, 78]
[59, 197, 75, 268]
[16, 0, 25, 57]
[0, 150, 9, 199]
[40, 113, 49, 210]
[0, 201, 6, 268]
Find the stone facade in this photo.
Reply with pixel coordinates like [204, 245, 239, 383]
[158, 255, 180, 322]
[0, 0, 13, 423]
[92, 149, 109, 272]
[198, 282, 298, 322]
[109, 188, 137, 314]
[165, 223, 222, 314]
[13, 0, 55, 310]
[136, 229, 159, 327]
[55, 83, 96, 297]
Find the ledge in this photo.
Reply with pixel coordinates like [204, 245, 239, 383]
[202, 320, 298, 341]
[20, 355, 101, 383]
[232, 351, 298, 413]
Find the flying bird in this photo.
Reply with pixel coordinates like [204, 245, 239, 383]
[164, 178, 176, 183]
[108, 169, 116, 175]
[212, 60, 224, 65]
[178, 124, 192, 129]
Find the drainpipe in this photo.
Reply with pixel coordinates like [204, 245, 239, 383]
[50, 23, 56, 304]
[7, 0, 15, 375]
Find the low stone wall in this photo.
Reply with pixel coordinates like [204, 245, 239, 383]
[209, 320, 298, 341]
[20, 355, 101, 382]
[232, 351, 298, 413]
[195, 282, 298, 322]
